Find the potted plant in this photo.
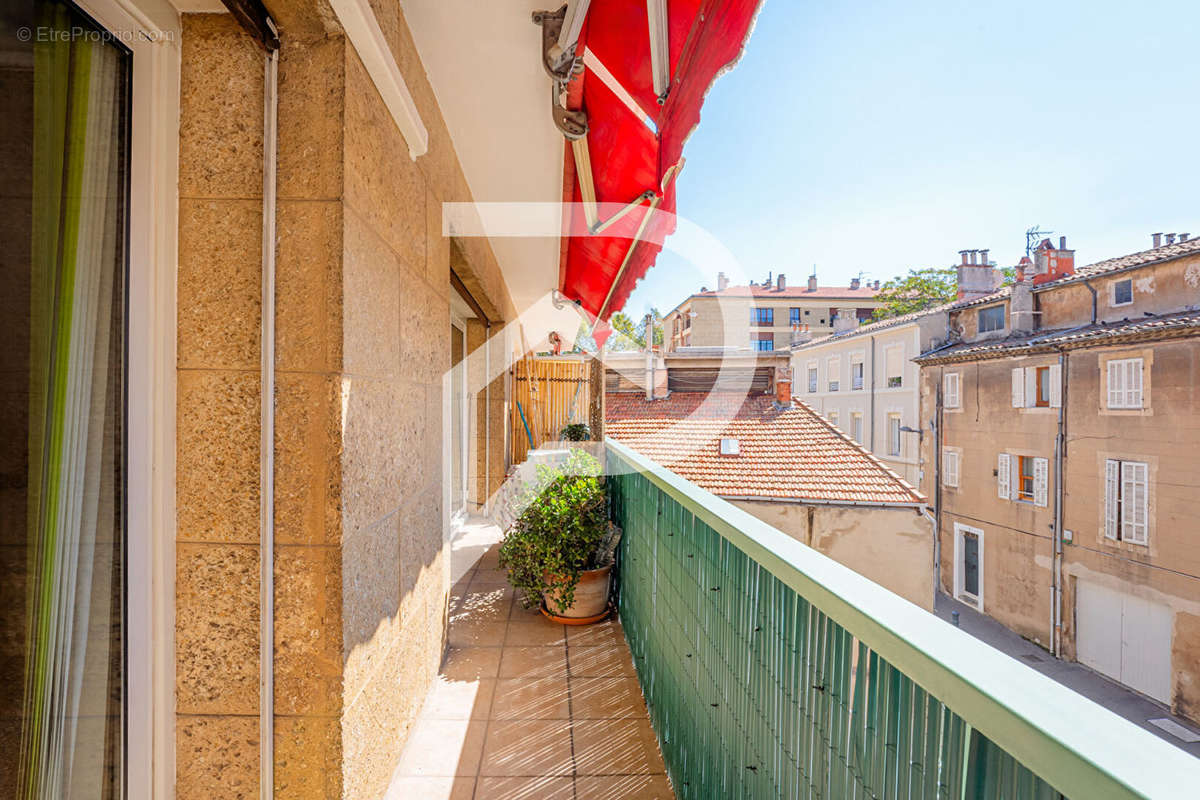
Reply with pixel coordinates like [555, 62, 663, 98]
[499, 449, 620, 622]
[559, 422, 591, 442]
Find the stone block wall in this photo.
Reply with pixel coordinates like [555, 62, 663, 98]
[175, 2, 519, 797]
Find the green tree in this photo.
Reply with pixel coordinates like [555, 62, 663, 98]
[607, 311, 644, 351]
[872, 267, 957, 321]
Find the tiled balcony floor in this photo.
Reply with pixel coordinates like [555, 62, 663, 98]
[387, 543, 673, 800]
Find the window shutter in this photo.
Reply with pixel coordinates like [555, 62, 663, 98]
[1107, 361, 1123, 408]
[1011, 368, 1025, 408]
[1024, 367, 1037, 408]
[1127, 359, 1144, 408]
[1121, 461, 1148, 544]
[1048, 364, 1062, 408]
[1104, 459, 1119, 539]
[943, 450, 958, 487]
[944, 372, 960, 408]
[998, 453, 1010, 499]
[1033, 457, 1048, 506]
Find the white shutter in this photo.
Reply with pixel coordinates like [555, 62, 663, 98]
[998, 453, 1011, 499]
[944, 372, 960, 408]
[1048, 364, 1062, 408]
[1107, 361, 1124, 408]
[1104, 459, 1119, 540]
[1033, 457, 1049, 506]
[1011, 368, 1025, 408]
[1024, 366, 1037, 408]
[1121, 461, 1149, 544]
[1127, 359, 1144, 408]
[943, 450, 959, 487]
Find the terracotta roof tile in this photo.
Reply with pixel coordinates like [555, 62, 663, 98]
[915, 309, 1200, 363]
[1037, 237, 1200, 290]
[693, 285, 880, 299]
[606, 392, 924, 506]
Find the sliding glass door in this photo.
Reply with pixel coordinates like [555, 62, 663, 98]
[2, 1, 131, 797]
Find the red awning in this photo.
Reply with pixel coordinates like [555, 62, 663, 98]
[557, 0, 762, 328]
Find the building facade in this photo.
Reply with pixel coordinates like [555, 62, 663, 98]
[662, 272, 883, 353]
[916, 234, 1200, 723]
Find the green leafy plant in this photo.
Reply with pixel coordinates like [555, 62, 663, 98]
[871, 267, 957, 320]
[499, 450, 610, 611]
[560, 422, 591, 441]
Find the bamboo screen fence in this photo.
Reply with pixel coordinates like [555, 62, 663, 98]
[510, 356, 593, 464]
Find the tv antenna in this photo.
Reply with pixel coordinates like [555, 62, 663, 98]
[1025, 226, 1053, 257]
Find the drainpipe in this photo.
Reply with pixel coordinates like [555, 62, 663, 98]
[1052, 350, 1067, 657]
[484, 320, 491, 513]
[1081, 279, 1098, 324]
[932, 370, 943, 600]
[259, 46, 279, 800]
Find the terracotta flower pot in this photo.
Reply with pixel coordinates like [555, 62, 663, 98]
[542, 563, 613, 621]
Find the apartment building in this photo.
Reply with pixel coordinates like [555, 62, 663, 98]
[916, 233, 1200, 723]
[662, 271, 882, 352]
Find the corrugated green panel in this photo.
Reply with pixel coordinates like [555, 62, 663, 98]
[610, 464, 1063, 800]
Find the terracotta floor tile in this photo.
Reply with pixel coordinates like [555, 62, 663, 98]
[441, 646, 503, 681]
[470, 568, 512, 588]
[479, 719, 575, 777]
[491, 677, 571, 720]
[506, 620, 567, 647]
[383, 775, 476, 800]
[566, 618, 625, 648]
[572, 718, 666, 775]
[474, 776, 575, 799]
[569, 677, 648, 719]
[499, 646, 568, 680]
[575, 774, 673, 799]
[453, 587, 514, 623]
[568, 645, 636, 677]
[477, 547, 502, 569]
[419, 676, 496, 720]
[510, 597, 545, 619]
[394, 718, 487, 777]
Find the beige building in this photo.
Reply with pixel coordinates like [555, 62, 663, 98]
[916, 234, 1200, 723]
[605, 370, 934, 609]
[662, 271, 883, 353]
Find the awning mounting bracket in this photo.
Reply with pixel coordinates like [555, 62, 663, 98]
[532, 5, 579, 83]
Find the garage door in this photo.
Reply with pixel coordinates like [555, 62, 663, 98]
[1076, 581, 1172, 704]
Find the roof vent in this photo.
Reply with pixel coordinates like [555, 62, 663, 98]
[719, 438, 740, 456]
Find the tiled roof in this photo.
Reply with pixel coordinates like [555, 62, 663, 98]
[793, 301, 956, 350]
[605, 392, 924, 505]
[915, 309, 1200, 363]
[1037, 237, 1200, 290]
[694, 285, 880, 299]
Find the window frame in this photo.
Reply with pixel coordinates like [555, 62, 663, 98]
[751, 332, 774, 352]
[1112, 278, 1133, 307]
[887, 414, 902, 457]
[64, 0, 182, 795]
[978, 304, 1006, 333]
[953, 523, 985, 611]
[1017, 455, 1036, 501]
[851, 360, 864, 391]
[1105, 458, 1149, 545]
[943, 448, 960, 487]
[850, 412, 863, 443]
[751, 306, 774, 326]
[1034, 365, 1051, 407]
[789, 307, 801, 325]
[1106, 357, 1144, 409]
[827, 356, 840, 392]
[806, 364, 818, 393]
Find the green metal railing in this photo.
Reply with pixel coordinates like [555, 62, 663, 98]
[606, 439, 1199, 799]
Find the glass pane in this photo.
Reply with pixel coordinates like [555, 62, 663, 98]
[1, 3, 129, 796]
[963, 534, 980, 597]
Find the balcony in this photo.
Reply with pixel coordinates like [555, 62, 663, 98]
[400, 441, 1199, 798]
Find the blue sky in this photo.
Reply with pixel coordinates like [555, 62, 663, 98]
[623, 0, 1200, 316]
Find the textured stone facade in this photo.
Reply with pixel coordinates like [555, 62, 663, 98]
[175, 3, 517, 797]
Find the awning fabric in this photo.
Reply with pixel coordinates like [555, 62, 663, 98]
[558, 0, 762, 330]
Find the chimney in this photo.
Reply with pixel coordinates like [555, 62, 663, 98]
[1181, 233, 1191, 242]
[1011, 280, 1036, 334]
[1030, 236, 1075, 286]
[1059, 236, 1067, 250]
[1166, 233, 1177, 245]
[777, 273, 786, 291]
[807, 274, 818, 292]
[774, 367, 792, 407]
[956, 247, 1001, 300]
[717, 271, 729, 292]
[850, 276, 861, 290]
[1152, 233, 1163, 248]
[873, 280, 880, 290]
[979, 249, 989, 265]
